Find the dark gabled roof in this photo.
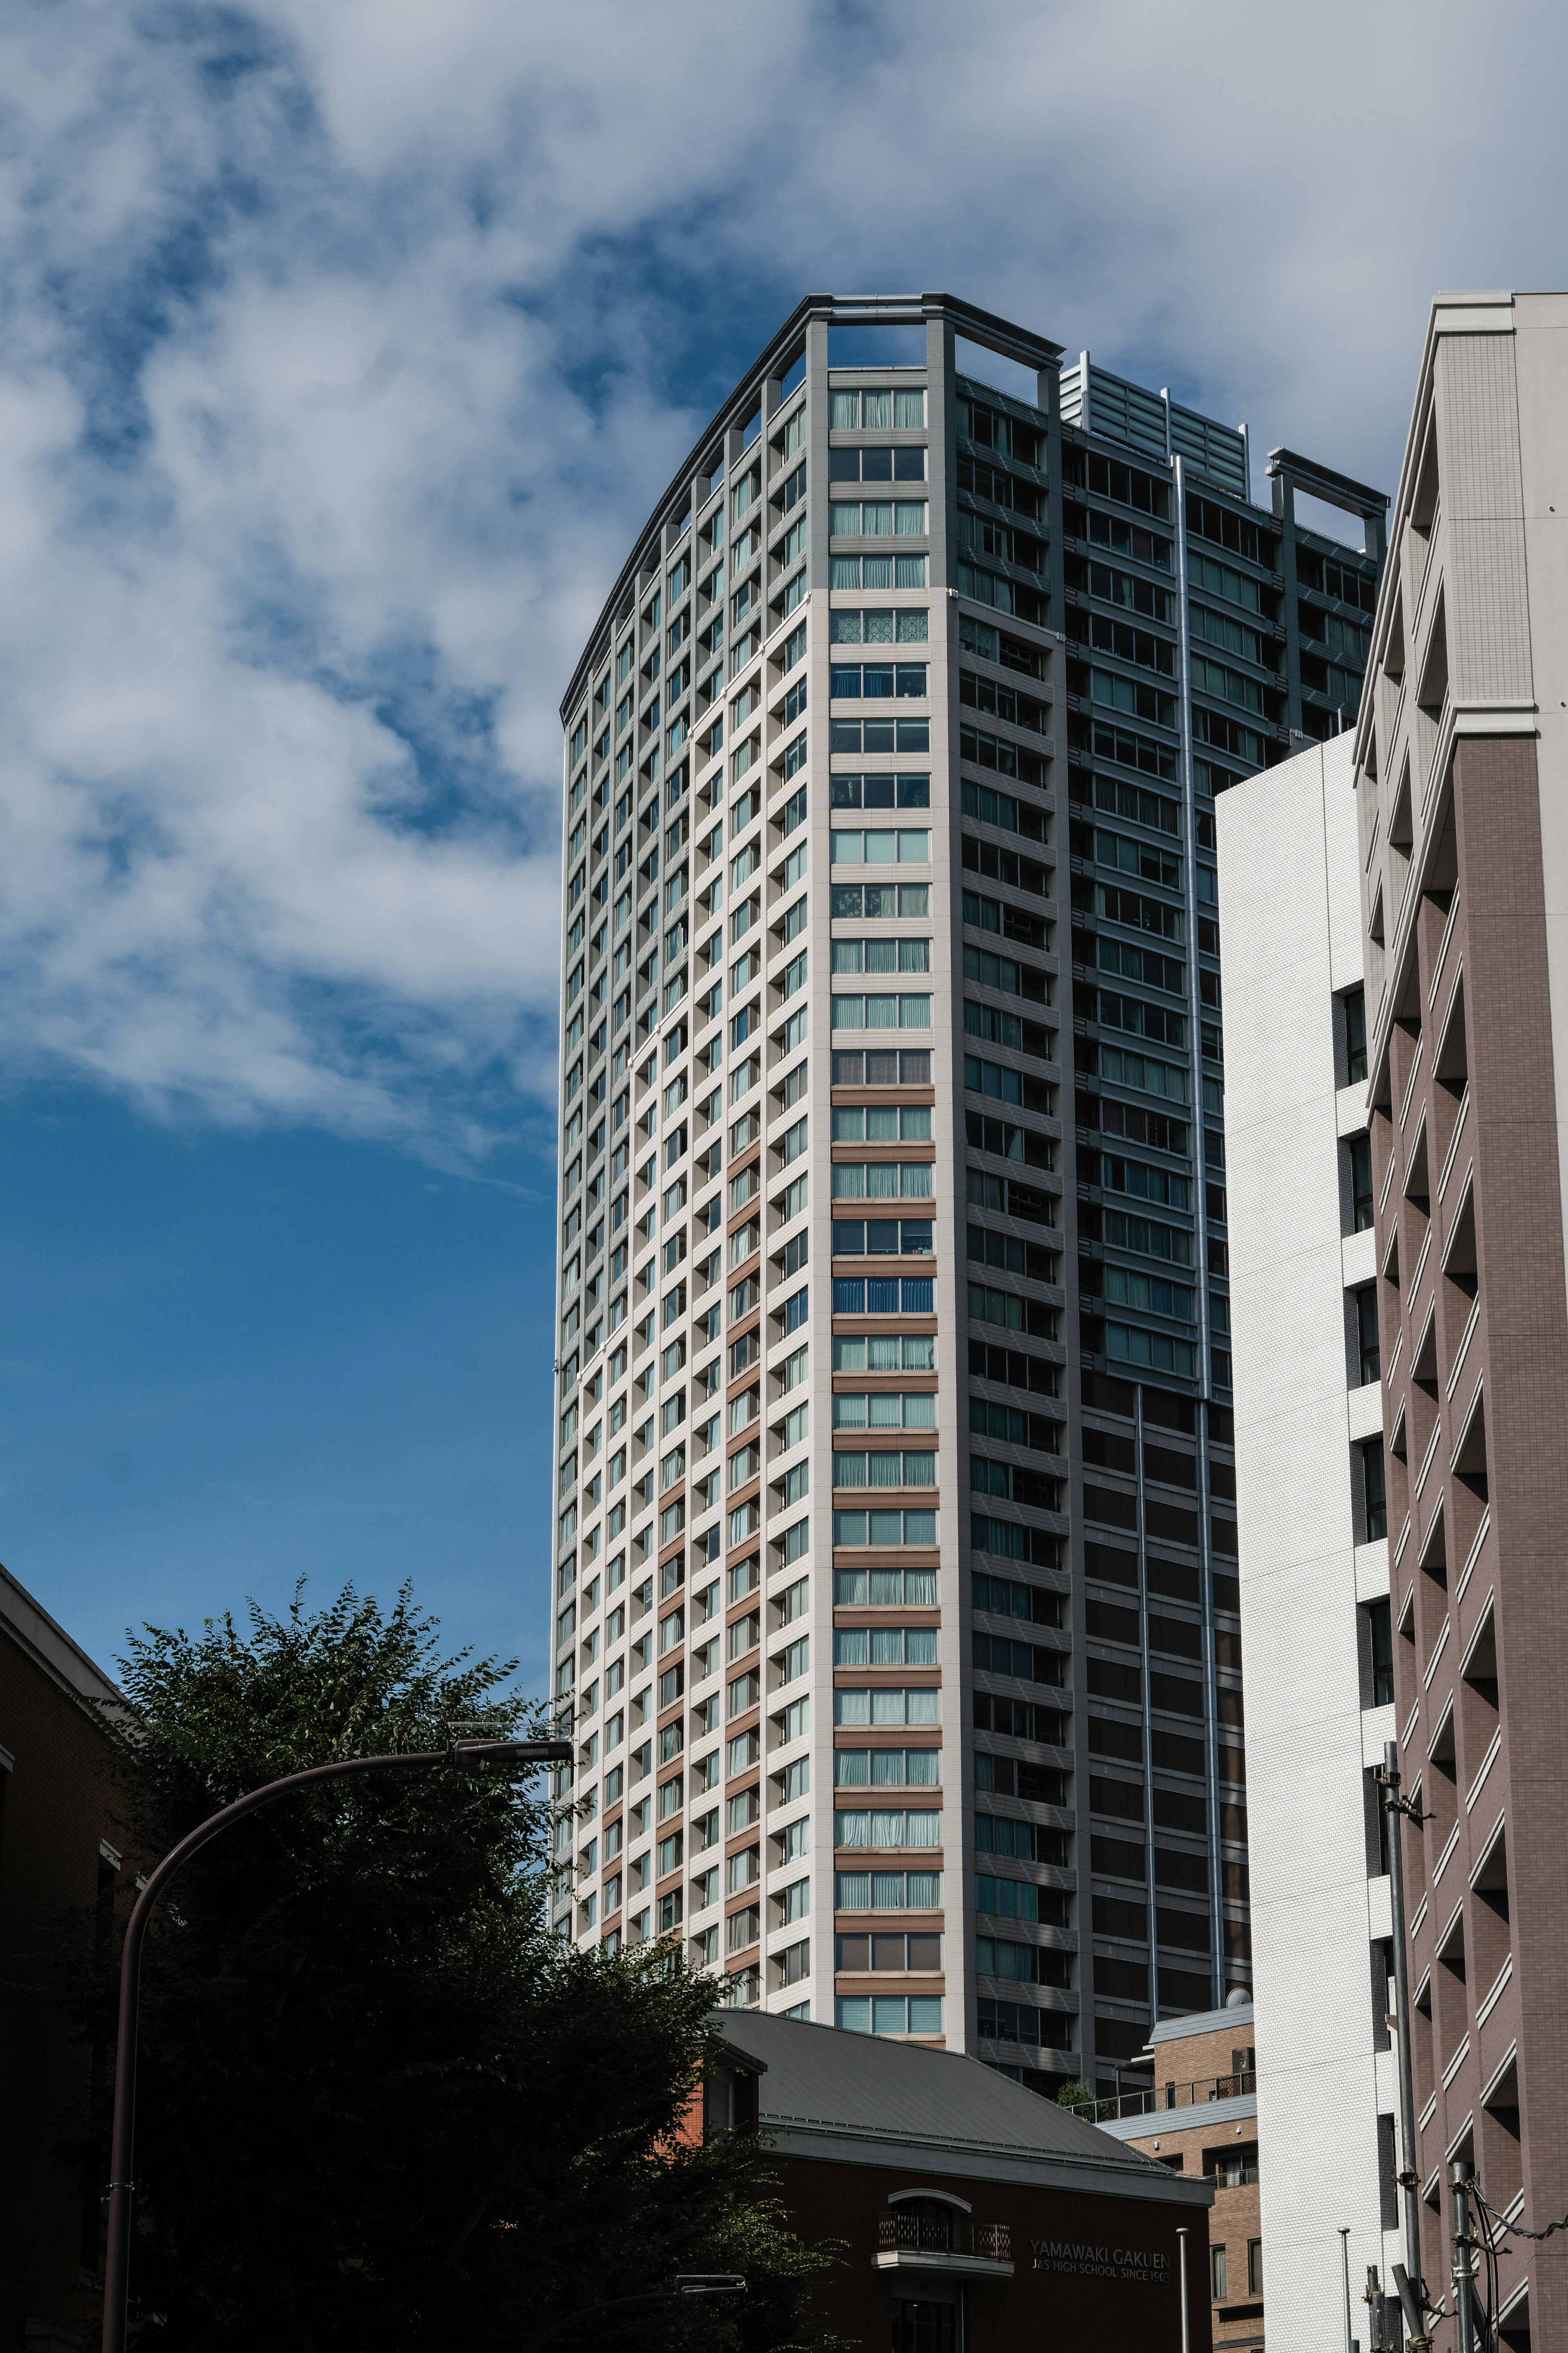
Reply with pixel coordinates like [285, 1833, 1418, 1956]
[708, 2010, 1207, 2205]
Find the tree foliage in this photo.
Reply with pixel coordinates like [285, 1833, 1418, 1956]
[90, 1584, 842, 2352]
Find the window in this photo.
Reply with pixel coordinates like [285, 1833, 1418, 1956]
[828, 446, 927, 483]
[831, 1450, 937, 1491]
[832, 1870, 942, 1911]
[830, 555, 928, 591]
[833, 1626, 938, 1668]
[829, 826, 931, 862]
[829, 500, 929, 538]
[831, 1507, 938, 1546]
[831, 1334, 935, 1372]
[833, 1744, 940, 1784]
[830, 608, 929, 645]
[829, 774, 929, 810]
[831, 994, 931, 1033]
[832, 1383, 931, 1440]
[833, 1993, 942, 2036]
[1190, 601, 1266, 667]
[830, 1162, 932, 1202]
[1363, 1438, 1387, 1546]
[1085, 559, 1172, 623]
[829, 662, 929, 700]
[1366, 1593, 1393, 1704]
[1344, 986, 1368, 1082]
[1091, 670, 1176, 729]
[1248, 2240, 1263, 2297]
[1212, 2246, 1228, 2301]
[828, 719, 931, 756]
[1349, 1132, 1374, 1231]
[1205, 2142, 1259, 2189]
[1355, 1287, 1380, 1387]
[830, 388, 925, 430]
[833, 1804, 940, 1847]
[833, 1569, 938, 1609]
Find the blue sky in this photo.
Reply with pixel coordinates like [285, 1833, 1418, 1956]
[2, 0, 1564, 1693]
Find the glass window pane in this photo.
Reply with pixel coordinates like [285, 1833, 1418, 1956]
[902, 1336, 935, 1370]
[862, 390, 891, 429]
[869, 1509, 904, 1546]
[830, 610, 863, 643]
[831, 392, 860, 429]
[903, 1510, 937, 1546]
[867, 1336, 901, 1371]
[830, 556, 862, 588]
[864, 556, 894, 589]
[893, 389, 924, 428]
[895, 609, 928, 642]
[832, 1337, 868, 1370]
[864, 609, 895, 644]
[833, 1393, 867, 1428]
[902, 1392, 935, 1429]
[831, 884, 864, 917]
[894, 555, 927, 587]
[908, 1996, 942, 2034]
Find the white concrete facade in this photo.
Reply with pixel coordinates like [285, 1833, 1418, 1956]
[1216, 734, 1403, 2353]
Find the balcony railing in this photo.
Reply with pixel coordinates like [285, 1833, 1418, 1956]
[877, 2217, 1012, 2262]
[1071, 2071, 1256, 2125]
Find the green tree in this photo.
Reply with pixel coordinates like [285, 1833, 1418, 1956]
[89, 1584, 841, 2352]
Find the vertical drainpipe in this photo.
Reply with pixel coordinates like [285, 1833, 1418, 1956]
[1134, 1385, 1158, 2028]
[1172, 453, 1223, 2004]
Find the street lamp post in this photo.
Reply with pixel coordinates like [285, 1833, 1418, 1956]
[100, 1735, 572, 2353]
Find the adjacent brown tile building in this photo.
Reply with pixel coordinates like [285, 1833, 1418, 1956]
[1355, 289, 1568, 2353]
[0, 1564, 123, 2353]
[1083, 2000, 1263, 2353]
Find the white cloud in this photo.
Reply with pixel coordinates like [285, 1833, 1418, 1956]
[0, 0, 1560, 1151]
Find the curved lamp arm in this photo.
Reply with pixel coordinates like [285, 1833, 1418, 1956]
[102, 1736, 571, 2353]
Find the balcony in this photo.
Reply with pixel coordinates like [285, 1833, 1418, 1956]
[1072, 2071, 1256, 2125]
[874, 2216, 1014, 2277]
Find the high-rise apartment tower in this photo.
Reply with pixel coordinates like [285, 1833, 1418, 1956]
[549, 292, 1382, 2096]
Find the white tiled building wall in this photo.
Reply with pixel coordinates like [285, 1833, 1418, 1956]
[1216, 734, 1405, 2350]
